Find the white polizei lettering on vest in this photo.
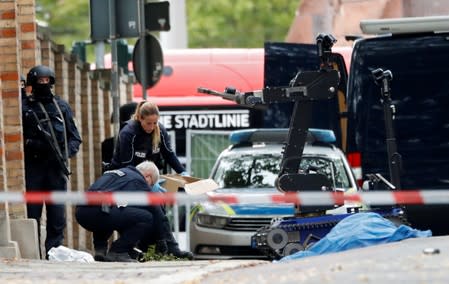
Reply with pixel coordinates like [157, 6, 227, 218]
[135, 152, 146, 158]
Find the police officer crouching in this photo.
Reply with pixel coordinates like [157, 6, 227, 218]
[75, 161, 193, 262]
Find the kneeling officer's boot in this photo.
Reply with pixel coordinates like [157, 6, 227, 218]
[94, 246, 108, 262]
[105, 251, 138, 262]
[167, 239, 193, 260]
[156, 214, 194, 259]
[155, 238, 193, 260]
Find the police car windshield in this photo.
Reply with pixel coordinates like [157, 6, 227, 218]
[212, 153, 351, 189]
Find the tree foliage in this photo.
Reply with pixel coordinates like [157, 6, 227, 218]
[36, 0, 90, 52]
[186, 0, 299, 48]
[36, 0, 300, 56]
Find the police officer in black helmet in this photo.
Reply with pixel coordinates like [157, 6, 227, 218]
[22, 65, 82, 259]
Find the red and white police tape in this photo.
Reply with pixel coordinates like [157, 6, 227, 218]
[0, 190, 449, 206]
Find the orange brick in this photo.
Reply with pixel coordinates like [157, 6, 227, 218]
[0, 90, 18, 98]
[6, 150, 23, 161]
[21, 40, 35, 49]
[20, 22, 35, 33]
[1, 10, 15, 20]
[0, 28, 16, 37]
[1, 71, 19, 81]
[4, 133, 21, 143]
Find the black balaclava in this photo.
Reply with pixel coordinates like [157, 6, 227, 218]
[32, 82, 53, 102]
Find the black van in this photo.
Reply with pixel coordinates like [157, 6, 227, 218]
[346, 16, 449, 235]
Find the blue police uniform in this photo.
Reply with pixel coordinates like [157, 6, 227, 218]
[110, 120, 185, 173]
[75, 166, 168, 261]
[76, 204, 153, 260]
[107, 120, 193, 259]
[22, 68, 82, 257]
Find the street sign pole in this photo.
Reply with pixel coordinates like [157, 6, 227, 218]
[91, 0, 170, 102]
[94, 41, 105, 68]
[109, 0, 120, 139]
[138, 0, 147, 100]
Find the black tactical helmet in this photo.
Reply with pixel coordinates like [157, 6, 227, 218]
[26, 65, 56, 86]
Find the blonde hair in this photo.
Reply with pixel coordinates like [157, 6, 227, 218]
[133, 101, 161, 149]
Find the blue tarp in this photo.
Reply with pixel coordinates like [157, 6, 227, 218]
[279, 212, 432, 262]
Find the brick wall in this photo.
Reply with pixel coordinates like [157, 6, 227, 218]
[1, 0, 28, 220]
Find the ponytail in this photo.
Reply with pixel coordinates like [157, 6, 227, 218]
[153, 124, 161, 151]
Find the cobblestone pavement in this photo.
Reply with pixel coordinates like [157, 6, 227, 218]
[1, 236, 449, 283]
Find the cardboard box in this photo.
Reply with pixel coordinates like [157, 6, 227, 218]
[160, 174, 219, 195]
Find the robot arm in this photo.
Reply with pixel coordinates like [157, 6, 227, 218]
[372, 68, 402, 189]
[198, 34, 340, 193]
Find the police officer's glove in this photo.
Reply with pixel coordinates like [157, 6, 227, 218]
[151, 180, 167, 193]
[180, 171, 190, 177]
[25, 138, 50, 152]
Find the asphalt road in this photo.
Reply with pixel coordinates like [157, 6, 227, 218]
[1, 236, 448, 283]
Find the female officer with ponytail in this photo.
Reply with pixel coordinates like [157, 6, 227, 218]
[110, 101, 192, 259]
[110, 101, 186, 175]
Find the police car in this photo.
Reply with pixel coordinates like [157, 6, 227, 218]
[189, 128, 358, 259]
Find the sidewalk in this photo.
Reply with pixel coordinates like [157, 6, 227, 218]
[2, 236, 449, 283]
[0, 258, 267, 284]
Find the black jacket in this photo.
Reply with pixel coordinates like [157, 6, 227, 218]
[88, 166, 151, 193]
[111, 120, 185, 173]
[22, 95, 82, 162]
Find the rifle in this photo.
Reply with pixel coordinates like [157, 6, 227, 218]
[28, 109, 71, 176]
